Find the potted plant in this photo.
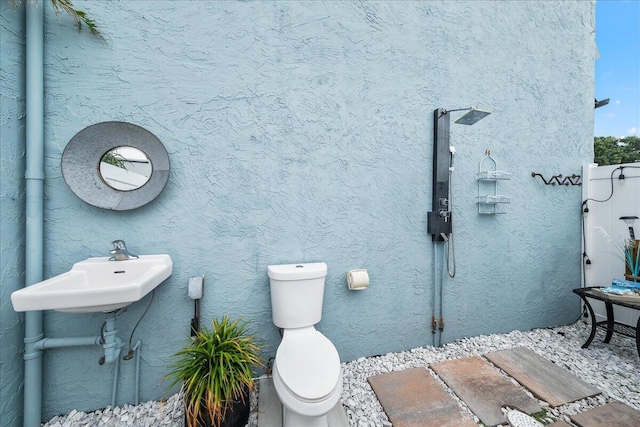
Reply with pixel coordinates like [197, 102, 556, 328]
[596, 226, 640, 282]
[167, 315, 263, 427]
[624, 239, 640, 282]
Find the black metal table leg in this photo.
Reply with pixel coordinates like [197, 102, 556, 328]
[573, 287, 640, 358]
[578, 294, 597, 348]
[636, 315, 640, 359]
[604, 301, 615, 343]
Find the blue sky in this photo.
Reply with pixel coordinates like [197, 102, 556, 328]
[595, 0, 640, 137]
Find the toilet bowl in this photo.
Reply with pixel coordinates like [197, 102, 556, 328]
[267, 263, 343, 427]
[272, 327, 342, 426]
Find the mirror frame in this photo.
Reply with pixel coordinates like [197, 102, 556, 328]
[62, 121, 170, 211]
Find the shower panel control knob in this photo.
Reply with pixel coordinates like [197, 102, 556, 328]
[438, 210, 450, 221]
[439, 198, 449, 207]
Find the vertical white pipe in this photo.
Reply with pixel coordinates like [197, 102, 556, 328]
[23, 1, 44, 426]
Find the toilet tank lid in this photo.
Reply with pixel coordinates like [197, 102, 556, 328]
[267, 262, 327, 281]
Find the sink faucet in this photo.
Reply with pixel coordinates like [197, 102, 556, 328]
[109, 240, 139, 261]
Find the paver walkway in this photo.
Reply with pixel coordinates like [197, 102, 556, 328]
[368, 350, 640, 427]
[485, 347, 601, 407]
[367, 368, 476, 427]
[431, 356, 541, 427]
[570, 401, 640, 427]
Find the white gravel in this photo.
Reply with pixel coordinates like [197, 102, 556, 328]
[43, 321, 639, 426]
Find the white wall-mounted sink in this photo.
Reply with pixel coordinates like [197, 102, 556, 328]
[11, 254, 172, 313]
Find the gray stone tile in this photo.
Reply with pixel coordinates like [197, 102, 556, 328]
[485, 347, 600, 407]
[368, 367, 477, 427]
[431, 356, 541, 427]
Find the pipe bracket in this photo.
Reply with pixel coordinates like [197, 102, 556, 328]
[24, 169, 45, 180]
[24, 333, 44, 345]
[23, 350, 44, 361]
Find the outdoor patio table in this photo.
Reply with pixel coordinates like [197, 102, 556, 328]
[573, 286, 640, 359]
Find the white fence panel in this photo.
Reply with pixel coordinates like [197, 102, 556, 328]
[582, 163, 640, 326]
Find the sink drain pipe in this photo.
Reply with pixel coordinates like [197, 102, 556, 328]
[23, 2, 45, 427]
[33, 316, 123, 365]
[25, 314, 141, 422]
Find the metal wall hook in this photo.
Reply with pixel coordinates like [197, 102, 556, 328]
[531, 172, 582, 186]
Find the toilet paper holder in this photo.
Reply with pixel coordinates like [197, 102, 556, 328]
[347, 269, 369, 291]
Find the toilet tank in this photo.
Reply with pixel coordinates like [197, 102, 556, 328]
[268, 262, 327, 329]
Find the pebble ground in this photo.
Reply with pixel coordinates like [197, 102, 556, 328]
[43, 321, 640, 426]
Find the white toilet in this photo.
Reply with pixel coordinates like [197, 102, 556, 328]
[268, 262, 343, 427]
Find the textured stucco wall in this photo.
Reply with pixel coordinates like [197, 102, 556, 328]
[1, 0, 595, 421]
[1, 3, 26, 426]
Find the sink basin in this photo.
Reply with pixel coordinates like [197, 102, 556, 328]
[11, 254, 172, 313]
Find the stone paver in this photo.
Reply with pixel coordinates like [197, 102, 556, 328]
[367, 368, 476, 427]
[430, 356, 541, 427]
[547, 421, 573, 427]
[485, 347, 600, 407]
[257, 377, 282, 427]
[570, 402, 640, 427]
[257, 377, 348, 427]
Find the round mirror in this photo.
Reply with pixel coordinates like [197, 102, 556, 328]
[99, 146, 152, 191]
[62, 122, 170, 211]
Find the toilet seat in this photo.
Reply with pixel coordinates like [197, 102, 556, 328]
[275, 327, 341, 402]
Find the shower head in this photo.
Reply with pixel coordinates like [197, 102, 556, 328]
[429, 105, 491, 242]
[454, 107, 492, 125]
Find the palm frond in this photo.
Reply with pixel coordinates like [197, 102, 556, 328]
[8, 0, 102, 38]
[50, 0, 102, 38]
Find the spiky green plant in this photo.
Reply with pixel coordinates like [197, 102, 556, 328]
[101, 151, 128, 169]
[595, 227, 640, 278]
[166, 316, 263, 427]
[624, 239, 640, 278]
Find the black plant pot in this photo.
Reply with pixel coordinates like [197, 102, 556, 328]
[219, 392, 251, 427]
[185, 387, 251, 427]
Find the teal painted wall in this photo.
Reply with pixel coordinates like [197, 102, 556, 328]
[1, 0, 595, 422]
